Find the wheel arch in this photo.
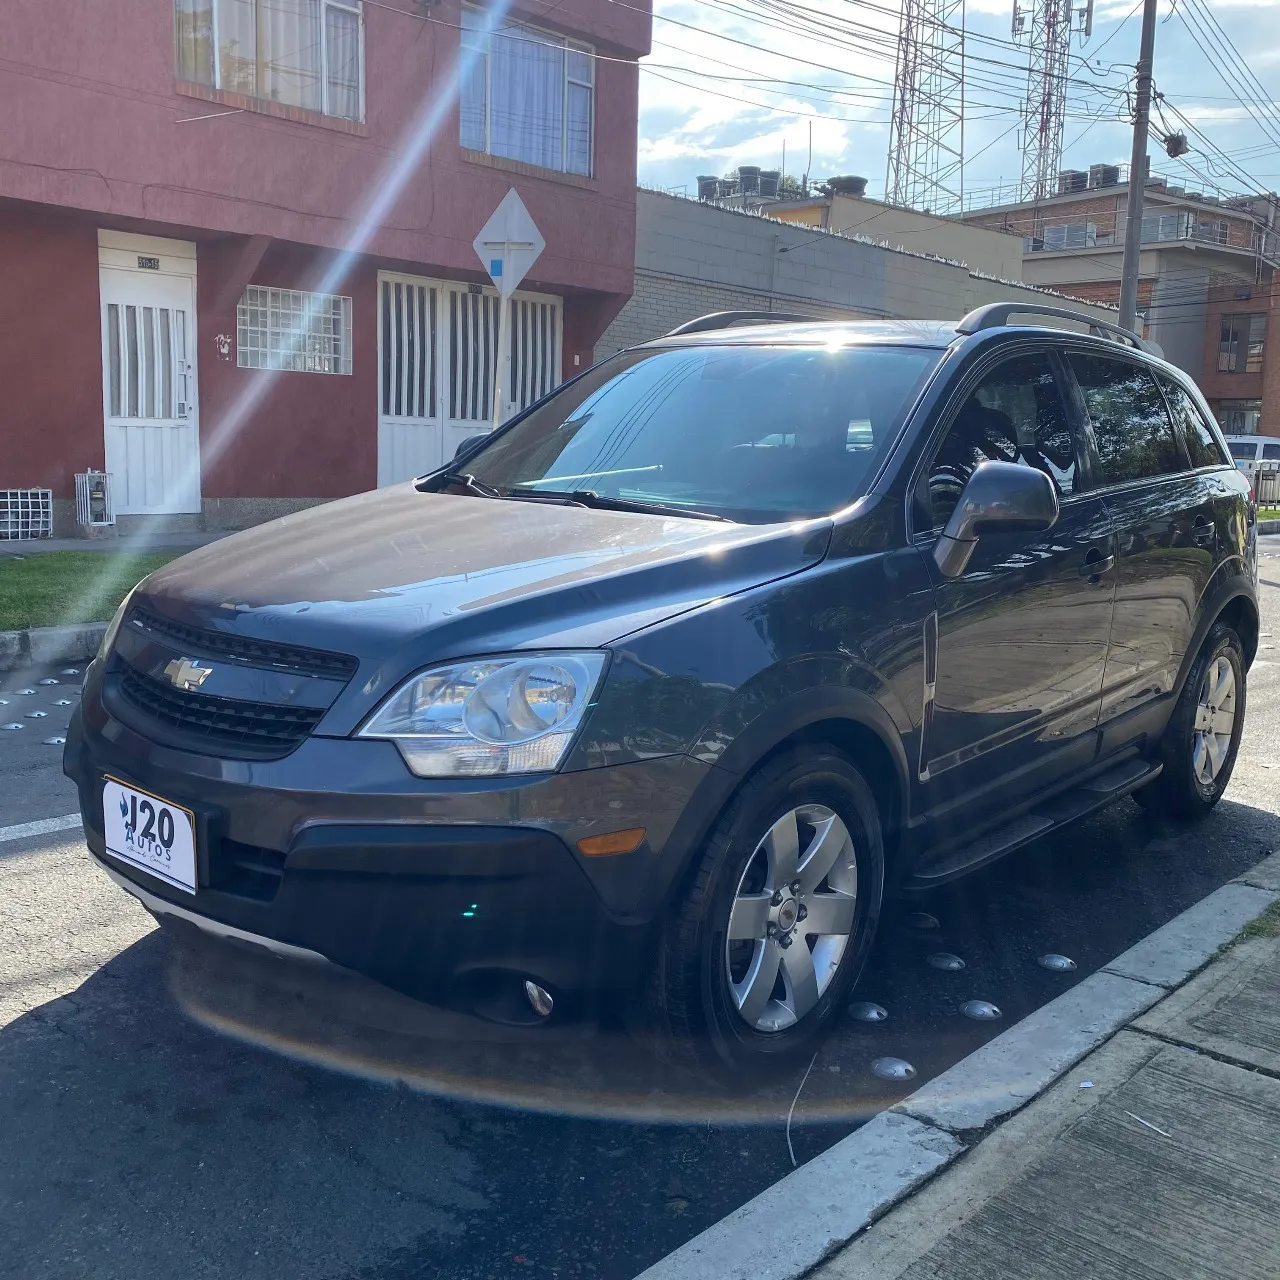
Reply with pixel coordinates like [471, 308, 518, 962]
[641, 690, 912, 919]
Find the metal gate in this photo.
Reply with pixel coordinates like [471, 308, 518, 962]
[377, 273, 562, 486]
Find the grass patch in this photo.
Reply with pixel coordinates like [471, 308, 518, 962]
[1236, 898, 1280, 944]
[0, 551, 179, 630]
[1257, 506, 1280, 521]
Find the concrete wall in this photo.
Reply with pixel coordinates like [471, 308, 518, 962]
[772, 194, 1026, 281]
[598, 191, 1117, 358]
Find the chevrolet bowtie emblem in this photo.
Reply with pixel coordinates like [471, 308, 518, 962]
[163, 657, 213, 691]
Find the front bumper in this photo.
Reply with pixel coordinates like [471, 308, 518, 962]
[65, 664, 711, 1016]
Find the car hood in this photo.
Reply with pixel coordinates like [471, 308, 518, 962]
[135, 486, 831, 666]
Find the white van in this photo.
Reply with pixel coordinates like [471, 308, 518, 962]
[1225, 434, 1280, 468]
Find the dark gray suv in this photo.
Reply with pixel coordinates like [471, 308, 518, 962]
[65, 303, 1257, 1073]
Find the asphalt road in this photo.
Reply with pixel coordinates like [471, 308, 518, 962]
[4, 541, 1280, 1280]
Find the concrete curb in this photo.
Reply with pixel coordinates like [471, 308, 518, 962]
[634, 853, 1280, 1280]
[1258, 518, 1280, 535]
[0, 622, 106, 674]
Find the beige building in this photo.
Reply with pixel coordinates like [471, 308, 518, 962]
[769, 188, 1026, 282]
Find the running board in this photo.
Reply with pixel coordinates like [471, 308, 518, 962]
[909, 757, 1162, 888]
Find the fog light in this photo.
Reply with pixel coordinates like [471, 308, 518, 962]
[524, 980, 554, 1017]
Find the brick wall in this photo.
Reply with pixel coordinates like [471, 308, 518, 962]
[1198, 275, 1275, 427]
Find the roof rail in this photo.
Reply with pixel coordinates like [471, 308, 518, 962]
[664, 310, 818, 337]
[955, 303, 1160, 355]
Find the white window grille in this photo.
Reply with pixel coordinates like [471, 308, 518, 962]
[461, 6, 595, 176]
[174, 0, 364, 121]
[0, 489, 53, 540]
[237, 286, 353, 375]
[381, 278, 438, 419]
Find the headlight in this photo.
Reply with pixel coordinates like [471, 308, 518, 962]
[97, 589, 137, 661]
[357, 652, 608, 777]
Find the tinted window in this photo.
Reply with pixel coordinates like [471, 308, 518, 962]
[1069, 354, 1185, 484]
[1156, 375, 1228, 469]
[922, 352, 1076, 531]
[1265, 444, 1280, 462]
[466, 343, 940, 523]
[1229, 441, 1258, 462]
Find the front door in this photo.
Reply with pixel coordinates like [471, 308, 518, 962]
[98, 233, 200, 514]
[914, 348, 1115, 824]
[376, 273, 562, 486]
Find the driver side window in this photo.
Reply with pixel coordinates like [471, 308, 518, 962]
[918, 351, 1077, 532]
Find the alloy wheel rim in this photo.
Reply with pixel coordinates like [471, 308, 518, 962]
[724, 803, 858, 1033]
[1192, 654, 1237, 787]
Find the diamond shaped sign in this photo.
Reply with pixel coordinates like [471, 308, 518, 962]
[473, 188, 545, 300]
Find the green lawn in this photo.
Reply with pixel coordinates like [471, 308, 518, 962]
[0, 551, 179, 631]
[1258, 506, 1280, 521]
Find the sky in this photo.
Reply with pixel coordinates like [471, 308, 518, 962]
[633, 0, 1280, 208]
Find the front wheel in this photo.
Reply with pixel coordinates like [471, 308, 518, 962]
[1135, 622, 1246, 819]
[649, 748, 885, 1076]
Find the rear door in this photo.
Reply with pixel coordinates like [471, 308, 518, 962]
[913, 346, 1115, 820]
[1065, 352, 1217, 745]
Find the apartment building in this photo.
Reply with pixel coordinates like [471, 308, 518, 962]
[0, 0, 650, 532]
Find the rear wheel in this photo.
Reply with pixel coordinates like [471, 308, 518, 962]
[1135, 622, 1245, 819]
[648, 748, 885, 1076]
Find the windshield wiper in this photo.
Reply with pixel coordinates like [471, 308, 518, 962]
[559, 489, 731, 522]
[427, 471, 503, 499]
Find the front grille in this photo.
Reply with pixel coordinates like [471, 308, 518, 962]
[130, 607, 358, 681]
[116, 666, 324, 758]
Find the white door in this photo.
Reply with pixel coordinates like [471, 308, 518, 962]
[376, 273, 562, 486]
[99, 234, 200, 515]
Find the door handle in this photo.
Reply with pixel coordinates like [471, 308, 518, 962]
[1192, 517, 1216, 548]
[1079, 550, 1115, 580]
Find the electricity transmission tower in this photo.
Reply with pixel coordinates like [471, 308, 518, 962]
[885, 0, 966, 214]
[1014, 0, 1086, 201]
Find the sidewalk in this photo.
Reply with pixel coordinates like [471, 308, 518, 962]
[816, 900, 1280, 1279]
[637, 852, 1280, 1280]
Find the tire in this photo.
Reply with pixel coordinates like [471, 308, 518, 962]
[646, 747, 885, 1076]
[1135, 622, 1246, 820]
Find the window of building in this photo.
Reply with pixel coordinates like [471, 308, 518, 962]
[1069, 354, 1185, 484]
[1156, 374, 1228, 469]
[1194, 219, 1229, 245]
[460, 7, 594, 176]
[1218, 399, 1263, 435]
[1141, 212, 1188, 243]
[237, 286, 352, 374]
[1042, 221, 1098, 251]
[175, 0, 363, 121]
[919, 353, 1077, 531]
[1218, 313, 1267, 374]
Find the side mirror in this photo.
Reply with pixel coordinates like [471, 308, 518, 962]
[933, 461, 1059, 578]
[454, 433, 489, 461]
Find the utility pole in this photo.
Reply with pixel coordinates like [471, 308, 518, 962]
[1118, 0, 1159, 332]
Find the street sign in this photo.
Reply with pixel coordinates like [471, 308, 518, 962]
[473, 188, 545, 300]
[473, 189, 545, 426]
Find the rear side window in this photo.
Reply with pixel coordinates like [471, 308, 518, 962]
[1156, 376, 1228, 469]
[920, 351, 1076, 531]
[1265, 444, 1280, 461]
[1069, 353, 1185, 484]
[1229, 441, 1258, 462]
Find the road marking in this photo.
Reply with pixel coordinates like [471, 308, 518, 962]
[0, 813, 82, 844]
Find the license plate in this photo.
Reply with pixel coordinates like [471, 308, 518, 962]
[102, 777, 197, 894]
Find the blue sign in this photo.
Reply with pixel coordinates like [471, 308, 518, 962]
[490, 258, 504, 277]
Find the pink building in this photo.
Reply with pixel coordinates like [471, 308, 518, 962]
[0, 0, 650, 531]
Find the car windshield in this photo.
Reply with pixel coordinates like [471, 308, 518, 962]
[460, 342, 941, 522]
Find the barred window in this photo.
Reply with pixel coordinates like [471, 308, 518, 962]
[237, 286, 352, 374]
